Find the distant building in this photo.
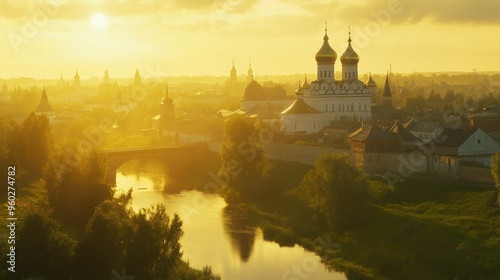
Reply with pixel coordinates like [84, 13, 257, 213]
[431, 127, 499, 179]
[134, 68, 142, 87]
[35, 87, 55, 123]
[371, 75, 404, 122]
[103, 68, 110, 85]
[0, 81, 11, 103]
[224, 60, 240, 96]
[247, 61, 253, 84]
[98, 69, 119, 101]
[240, 79, 292, 111]
[469, 105, 500, 133]
[73, 70, 80, 88]
[152, 83, 175, 136]
[402, 119, 446, 142]
[348, 122, 427, 174]
[281, 26, 376, 135]
[281, 83, 322, 134]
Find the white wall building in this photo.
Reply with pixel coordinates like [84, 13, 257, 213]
[282, 26, 375, 135]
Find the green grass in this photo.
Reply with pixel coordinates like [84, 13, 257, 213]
[243, 163, 500, 280]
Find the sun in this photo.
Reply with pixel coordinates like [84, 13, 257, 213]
[90, 13, 108, 30]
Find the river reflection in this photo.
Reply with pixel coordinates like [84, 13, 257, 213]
[116, 162, 346, 280]
[222, 206, 257, 263]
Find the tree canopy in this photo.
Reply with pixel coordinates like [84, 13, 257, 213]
[294, 153, 369, 230]
[44, 146, 114, 225]
[491, 152, 500, 206]
[219, 116, 273, 202]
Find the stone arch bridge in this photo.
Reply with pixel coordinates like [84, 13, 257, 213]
[101, 143, 209, 185]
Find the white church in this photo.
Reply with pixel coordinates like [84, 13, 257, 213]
[281, 26, 377, 135]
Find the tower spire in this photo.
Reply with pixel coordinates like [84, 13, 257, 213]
[324, 20, 329, 40]
[348, 26, 352, 43]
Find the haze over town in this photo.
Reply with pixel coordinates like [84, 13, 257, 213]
[1, 1, 500, 280]
[2, 0, 500, 78]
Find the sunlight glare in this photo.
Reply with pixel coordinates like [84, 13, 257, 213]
[90, 13, 108, 30]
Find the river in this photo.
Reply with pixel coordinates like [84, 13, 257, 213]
[115, 161, 346, 280]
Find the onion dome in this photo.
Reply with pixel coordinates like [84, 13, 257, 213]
[340, 31, 359, 65]
[315, 24, 337, 64]
[295, 80, 304, 95]
[366, 73, 376, 87]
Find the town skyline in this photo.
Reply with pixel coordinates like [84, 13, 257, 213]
[2, 0, 500, 78]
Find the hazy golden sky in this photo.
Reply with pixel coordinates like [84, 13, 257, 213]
[1, 0, 499, 79]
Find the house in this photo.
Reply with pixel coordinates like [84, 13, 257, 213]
[469, 105, 500, 133]
[431, 127, 500, 179]
[402, 119, 445, 142]
[349, 123, 428, 174]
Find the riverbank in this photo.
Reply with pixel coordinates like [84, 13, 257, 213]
[0, 173, 222, 280]
[238, 162, 500, 280]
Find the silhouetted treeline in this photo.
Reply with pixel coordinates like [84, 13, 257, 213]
[0, 113, 51, 178]
[2, 194, 220, 280]
[44, 147, 113, 226]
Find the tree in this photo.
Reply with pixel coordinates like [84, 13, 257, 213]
[44, 147, 114, 225]
[75, 192, 187, 280]
[74, 193, 133, 280]
[294, 153, 369, 230]
[7, 113, 52, 177]
[491, 152, 500, 206]
[125, 205, 183, 279]
[16, 213, 74, 280]
[219, 116, 273, 202]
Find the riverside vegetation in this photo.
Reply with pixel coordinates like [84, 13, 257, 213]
[0, 113, 220, 280]
[219, 116, 500, 280]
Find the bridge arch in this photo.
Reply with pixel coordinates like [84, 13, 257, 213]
[101, 144, 209, 185]
[115, 158, 170, 190]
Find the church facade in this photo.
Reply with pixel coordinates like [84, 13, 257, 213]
[282, 26, 376, 135]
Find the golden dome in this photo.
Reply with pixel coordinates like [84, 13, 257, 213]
[340, 34, 359, 65]
[315, 27, 337, 65]
[295, 80, 304, 95]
